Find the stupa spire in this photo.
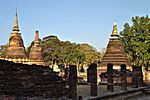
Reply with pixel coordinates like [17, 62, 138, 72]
[111, 20, 119, 37]
[35, 30, 39, 42]
[34, 30, 40, 46]
[13, 7, 19, 32]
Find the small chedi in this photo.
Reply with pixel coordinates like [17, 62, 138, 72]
[0, 10, 44, 65]
[28, 31, 44, 65]
[98, 21, 131, 75]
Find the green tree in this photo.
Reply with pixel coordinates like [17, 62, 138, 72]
[120, 16, 150, 66]
[60, 43, 85, 70]
[79, 43, 101, 65]
[42, 37, 61, 65]
[0, 44, 8, 57]
[42, 36, 86, 70]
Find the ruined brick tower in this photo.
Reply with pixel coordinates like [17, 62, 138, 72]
[28, 31, 44, 65]
[98, 21, 131, 74]
[0, 9, 45, 65]
[5, 9, 27, 59]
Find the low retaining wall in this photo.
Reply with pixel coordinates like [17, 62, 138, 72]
[88, 87, 147, 100]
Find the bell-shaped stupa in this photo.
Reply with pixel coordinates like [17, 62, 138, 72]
[98, 21, 131, 73]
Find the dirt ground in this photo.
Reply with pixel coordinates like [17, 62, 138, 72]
[77, 85, 122, 99]
[77, 85, 150, 100]
[127, 96, 150, 100]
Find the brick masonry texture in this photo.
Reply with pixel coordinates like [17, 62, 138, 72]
[0, 60, 66, 98]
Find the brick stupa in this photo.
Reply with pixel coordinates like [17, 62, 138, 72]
[98, 21, 131, 74]
[5, 9, 27, 59]
[0, 9, 45, 65]
[28, 31, 44, 65]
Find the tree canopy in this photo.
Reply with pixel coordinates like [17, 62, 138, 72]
[0, 44, 8, 57]
[120, 16, 150, 67]
[39, 36, 102, 70]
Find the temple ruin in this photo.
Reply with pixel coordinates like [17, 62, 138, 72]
[98, 21, 131, 75]
[0, 9, 44, 65]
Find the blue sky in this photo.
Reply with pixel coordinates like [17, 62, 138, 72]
[0, 0, 150, 51]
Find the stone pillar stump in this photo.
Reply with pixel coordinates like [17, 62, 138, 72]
[69, 65, 77, 100]
[107, 64, 114, 92]
[132, 65, 138, 88]
[137, 66, 143, 87]
[89, 63, 97, 96]
[120, 64, 127, 90]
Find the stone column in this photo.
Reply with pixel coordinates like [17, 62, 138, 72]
[120, 64, 127, 90]
[69, 65, 77, 100]
[64, 67, 69, 79]
[107, 63, 114, 92]
[89, 63, 97, 96]
[137, 66, 143, 87]
[132, 65, 138, 88]
[87, 67, 90, 83]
